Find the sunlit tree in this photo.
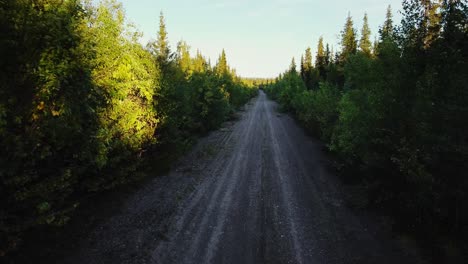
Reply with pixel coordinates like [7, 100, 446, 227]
[359, 13, 372, 55]
[340, 12, 357, 61]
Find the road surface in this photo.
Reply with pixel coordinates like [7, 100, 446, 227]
[66, 91, 420, 264]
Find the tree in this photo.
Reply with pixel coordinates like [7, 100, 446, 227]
[316, 37, 327, 79]
[325, 44, 331, 65]
[300, 55, 305, 79]
[215, 49, 229, 76]
[176, 41, 192, 76]
[300, 48, 318, 90]
[192, 50, 208, 73]
[380, 5, 394, 40]
[359, 13, 372, 56]
[341, 12, 357, 61]
[289, 57, 297, 74]
[304, 47, 313, 73]
[149, 11, 171, 67]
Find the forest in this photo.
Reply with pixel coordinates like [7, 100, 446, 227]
[0, 0, 256, 256]
[264, 0, 467, 256]
[1, 0, 468, 261]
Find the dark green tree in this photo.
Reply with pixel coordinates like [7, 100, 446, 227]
[148, 11, 171, 67]
[289, 57, 297, 74]
[325, 44, 331, 65]
[316, 37, 327, 79]
[359, 13, 372, 55]
[379, 5, 394, 40]
[340, 12, 357, 61]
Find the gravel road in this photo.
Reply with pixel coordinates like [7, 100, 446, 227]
[65, 91, 421, 264]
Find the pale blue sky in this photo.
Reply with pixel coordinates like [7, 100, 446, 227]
[118, 0, 403, 78]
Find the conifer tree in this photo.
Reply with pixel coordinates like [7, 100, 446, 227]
[155, 11, 170, 66]
[340, 12, 357, 61]
[325, 44, 331, 65]
[380, 5, 394, 40]
[359, 13, 372, 55]
[316, 37, 326, 79]
[304, 47, 313, 74]
[215, 49, 228, 76]
[193, 50, 207, 73]
[176, 41, 192, 75]
[289, 57, 297, 74]
[372, 37, 379, 56]
[300, 55, 305, 80]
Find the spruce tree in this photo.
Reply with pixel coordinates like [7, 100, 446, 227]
[193, 50, 207, 73]
[316, 37, 326, 79]
[155, 11, 170, 66]
[176, 41, 192, 75]
[289, 57, 297, 74]
[215, 49, 228, 76]
[380, 5, 394, 40]
[304, 47, 313, 73]
[325, 44, 331, 65]
[300, 55, 305, 80]
[340, 12, 357, 61]
[359, 13, 372, 56]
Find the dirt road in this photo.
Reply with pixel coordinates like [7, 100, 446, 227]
[66, 91, 420, 264]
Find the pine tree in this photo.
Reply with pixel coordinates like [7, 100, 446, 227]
[192, 50, 207, 73]
[155, 11, 170, 65]
[359, 13, 372, 55]
[372, 37, 379, 56]
[289, 57, 297, 74]
[300, 55, 305, 80]
[215, 49, 228, 76]
[341, 12, 357, 61]
[316, 37, 326, 79]
[176, 40, 192, 75]
[304, 47, 313, 73]
[325, 44, 331, 65]
[380, 5, 394, 40]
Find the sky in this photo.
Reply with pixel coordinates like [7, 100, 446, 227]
[117, 0, 403, 78]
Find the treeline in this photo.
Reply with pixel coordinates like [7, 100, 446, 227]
[265, 0, 468, 254]
[0, 0, 256, 256]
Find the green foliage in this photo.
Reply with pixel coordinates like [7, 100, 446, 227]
[340, 13, 358, 61]
[0, 0, 257, 256]
[300, 48, 319, 90]
[266, 0, 468, 249]
[215, 49, 229, 76]
[379, 5, 394, 40]
[359, 13, 372, 55]
[315, 37, 327, 80]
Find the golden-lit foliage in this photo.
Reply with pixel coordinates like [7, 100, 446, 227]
[0, 0, 257, 256]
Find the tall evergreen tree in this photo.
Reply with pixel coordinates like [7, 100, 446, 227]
[289, 57, 297, 74]
[380, 5, 394, 40]
[304, 47, 313, 73]
[316, 37, 326, 79]
[154, 11, 170, 66]
[359, 13, 372, 55]
[176, 41, 192, 75]
[325, 44, 331, 65]
[193, 50, 207, 73]
[215, 49, 228, 76]
[300, 55, 305, 80]
[340, 12, 357, 61]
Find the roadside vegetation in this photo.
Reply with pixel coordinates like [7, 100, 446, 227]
[0, 0, 257, 257]
[264, 1, 467, 259]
